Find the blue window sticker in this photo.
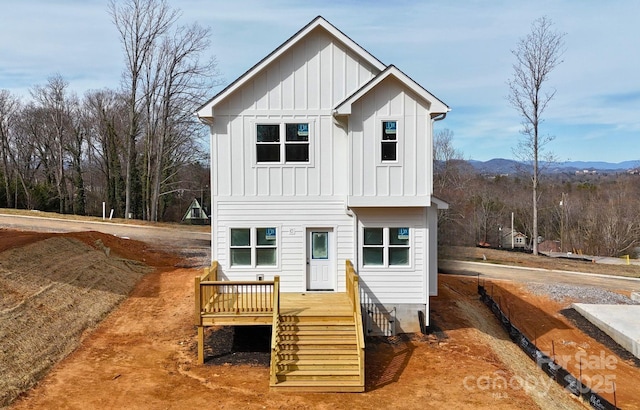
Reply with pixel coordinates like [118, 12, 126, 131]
[265, 227, 277, 240]
[397, 227, 409, 240]
[297, 123, 309, 137]
[385, 121, 397, 134]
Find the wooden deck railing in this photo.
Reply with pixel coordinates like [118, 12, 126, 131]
[195, 262, 277, 320]
[269, 277, 281, 385]
[195, 262, 218, 325]
[195, 261, 281, 364]
[199, 281, 275, 314]
[346, 260, 365, 386]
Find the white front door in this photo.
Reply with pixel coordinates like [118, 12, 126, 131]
[307, 229, 334, 291]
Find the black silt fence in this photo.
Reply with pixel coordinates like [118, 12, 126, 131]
[477, 284, 619, 410]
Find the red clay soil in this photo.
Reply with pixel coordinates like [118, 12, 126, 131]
[6, 229, 622, 409]
[11, 269, 551, 410]
[483, 279, 640, 409]
[0, 228, 181, 269]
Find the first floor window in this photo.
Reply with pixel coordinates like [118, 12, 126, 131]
[256, 228, 277, 265]
[362, 227, 410, 267]
[230, 228, 251, 266]
[363, 228, 384, 266]
[389, 227, 410, 265]
[230, 227, 277, 267]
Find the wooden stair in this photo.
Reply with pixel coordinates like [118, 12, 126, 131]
[270, 314, 364, 392]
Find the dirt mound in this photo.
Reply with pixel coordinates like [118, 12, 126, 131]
[0, 229, 182, 269]
[0, 232, 157, 407]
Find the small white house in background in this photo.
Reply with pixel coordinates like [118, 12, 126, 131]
[181, 198, 209, 225]
[500, 228, 527, 249]
[196, 16, 449, 335]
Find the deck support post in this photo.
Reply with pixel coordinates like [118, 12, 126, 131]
[197, 326, 204, 364]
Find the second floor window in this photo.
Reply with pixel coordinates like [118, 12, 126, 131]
[381, 121, 397, 162]
[256, 123, 309, 164]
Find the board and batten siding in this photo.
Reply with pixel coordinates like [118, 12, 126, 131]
[348, 77, 434, 205]
[355, 207, 430, 305]
[210, 115, 348, 198]
[212, 27, 378, 115]
[210, 27, 378, 200]
[213, 199, 354, 293]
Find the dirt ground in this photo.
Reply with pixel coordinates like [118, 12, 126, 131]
[3, 231, 638, 409]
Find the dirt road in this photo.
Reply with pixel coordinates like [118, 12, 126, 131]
[0, 212, 209, 245]
[0, 212, 210, 264]
[440, 260, 640, 293]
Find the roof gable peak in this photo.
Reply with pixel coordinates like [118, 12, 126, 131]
[196, 16, 386, 120]
[333, 65, 450, 116]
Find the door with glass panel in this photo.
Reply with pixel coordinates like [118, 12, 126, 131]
[307, 229, 334, 291]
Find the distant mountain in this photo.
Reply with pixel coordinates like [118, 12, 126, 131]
[468, 158, 521, 174]
[467, 159, 640, 174]
[557, 160, 640, 170]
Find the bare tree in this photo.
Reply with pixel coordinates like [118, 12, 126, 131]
[141, 21, 218, 221]
[0, 90, 21, 207]
[508, 16, 565, 255]
[109, 0, 178, 218]
[109, 0, 217, 221]
[433, 129, 475, 245]
[83, 89, 128, 217]
[30, 74, 78, 213]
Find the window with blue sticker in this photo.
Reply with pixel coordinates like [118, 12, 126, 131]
[381, 121, 397, 162]
[285, 123, 309, 162]
[230, 227, 277, 267]
[256, 123, 309, 163]
[362, 227, 410, 267]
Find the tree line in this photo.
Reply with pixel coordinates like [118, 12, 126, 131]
[434, 129, 640, 258]
[0, 0, 217, 221]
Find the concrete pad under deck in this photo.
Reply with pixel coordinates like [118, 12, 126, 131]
[572, 304, 640, 360]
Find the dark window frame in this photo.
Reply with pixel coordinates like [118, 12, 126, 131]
[256, 122, 310, 164]
[381, 120, 398, 162]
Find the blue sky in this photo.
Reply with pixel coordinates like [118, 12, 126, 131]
[1, 0, 639, 162]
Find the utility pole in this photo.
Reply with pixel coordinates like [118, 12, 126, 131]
[560, 192, 566, 252]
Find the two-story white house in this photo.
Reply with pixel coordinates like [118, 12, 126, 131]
[196, 16, 449, 336]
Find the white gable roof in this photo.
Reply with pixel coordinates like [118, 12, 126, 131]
[333, 65, 450, 116]
[196, 16, 386, 121]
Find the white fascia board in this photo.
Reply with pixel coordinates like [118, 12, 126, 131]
[431, 196, 449, 210]
[334, 65, 450, 116]
[196, 16, 386, 121]
[347, 195, 431, 207]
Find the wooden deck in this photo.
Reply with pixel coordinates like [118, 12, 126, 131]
[200, 292, 353, 326]
[195, 261, 365, 392]
[281, 292, 354, 316]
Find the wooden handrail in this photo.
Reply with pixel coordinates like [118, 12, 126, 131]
[269, 276, 281, 385]
[196, 261, 276, 318]
[199, 280, 275, 286]
[198, 281, 275, 314]
[346, 260, 366, 386]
